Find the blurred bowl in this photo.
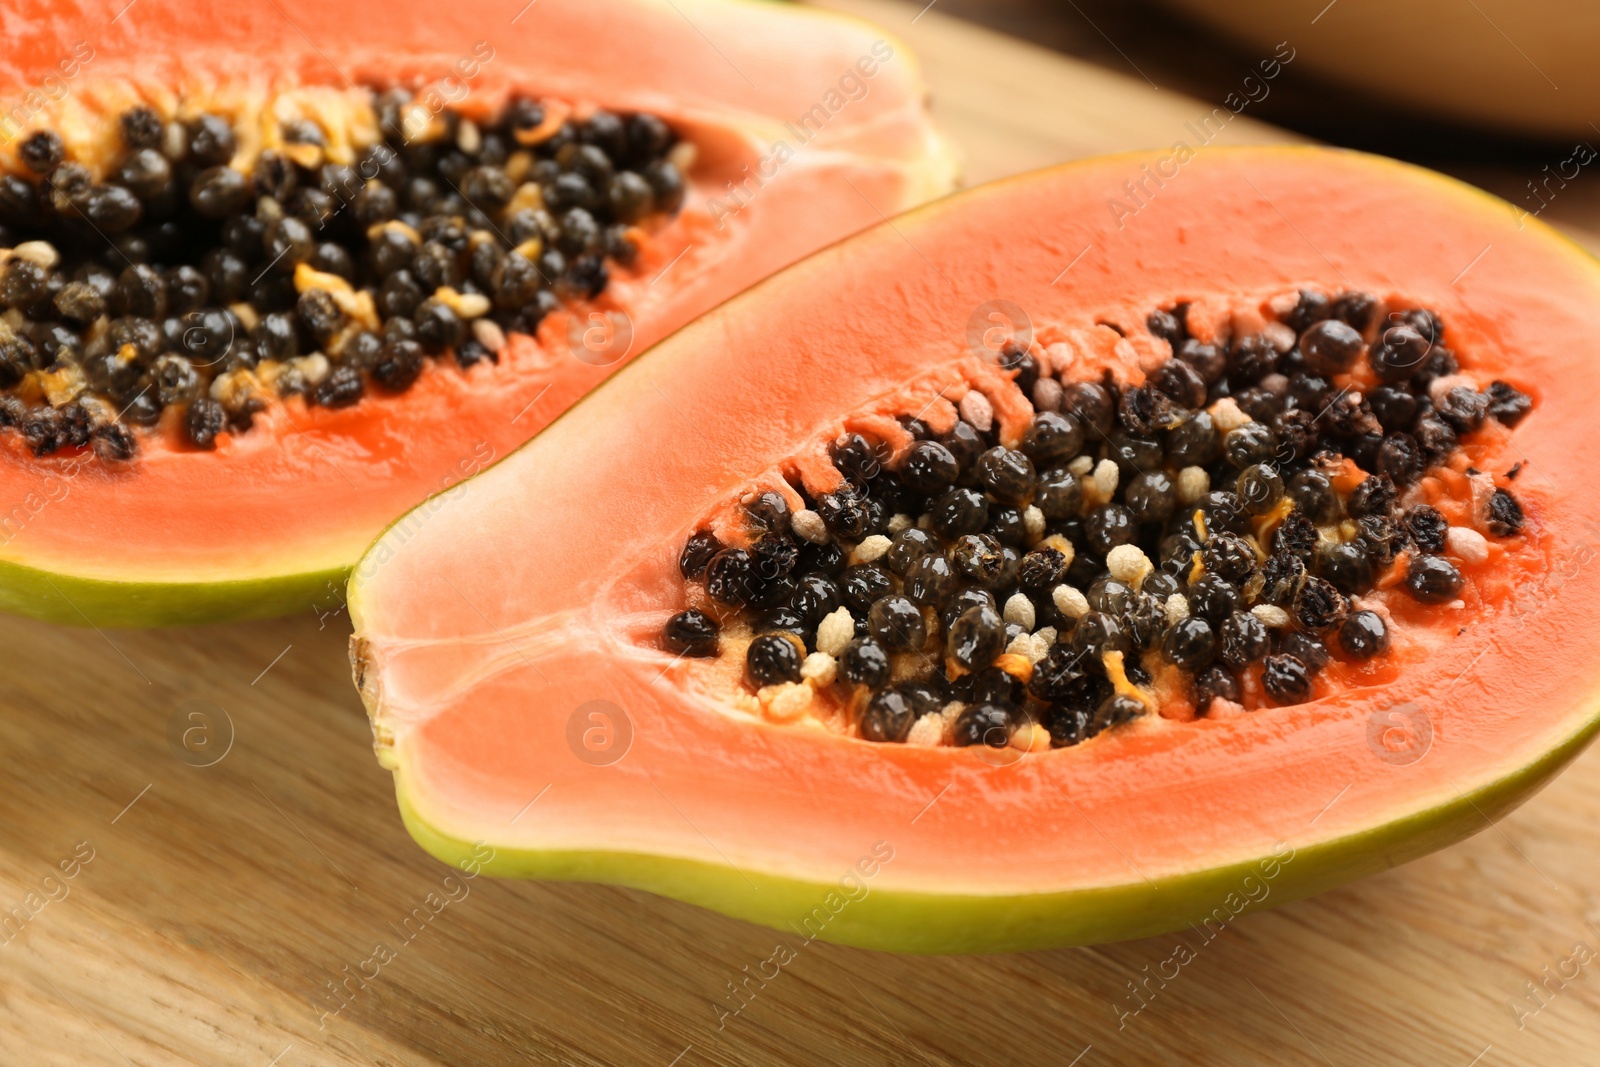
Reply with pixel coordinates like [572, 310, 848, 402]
[1163, 0, 1597, 139]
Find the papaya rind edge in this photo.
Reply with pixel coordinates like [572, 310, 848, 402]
[0, 553, 347, 628]
[389, 689, 1600, 954]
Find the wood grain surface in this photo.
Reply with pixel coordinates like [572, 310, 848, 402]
[4, 2, 1599, 1065]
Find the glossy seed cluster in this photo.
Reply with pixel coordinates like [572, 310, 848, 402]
[0, 92, 687, 460]
[664, 292, 1533, 750]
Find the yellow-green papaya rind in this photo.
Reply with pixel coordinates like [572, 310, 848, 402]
[0, 554, 347, 627]
[392, 696, 1598, 954]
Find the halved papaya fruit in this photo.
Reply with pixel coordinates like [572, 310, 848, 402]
[0, 0, 954, 625]
[349, 146, 1600, 953]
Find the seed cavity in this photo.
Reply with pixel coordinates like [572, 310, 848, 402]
[660, 295, 1536, 746]
[0, 92, 687, 459]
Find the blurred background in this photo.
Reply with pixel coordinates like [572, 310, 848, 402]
[816, 0, 1600, 252]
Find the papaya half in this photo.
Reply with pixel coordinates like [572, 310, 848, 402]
[0, 0, 954, 626]
[351, 146, 1600, 953]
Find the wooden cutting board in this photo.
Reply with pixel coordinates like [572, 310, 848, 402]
[3, 3, 1595, 1065]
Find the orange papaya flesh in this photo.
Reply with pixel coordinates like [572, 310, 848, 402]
[0, 0, 955, 625]
[350, 147, 1600, 952]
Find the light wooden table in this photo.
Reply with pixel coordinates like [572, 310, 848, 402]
[4, 3, 1597, 1065]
